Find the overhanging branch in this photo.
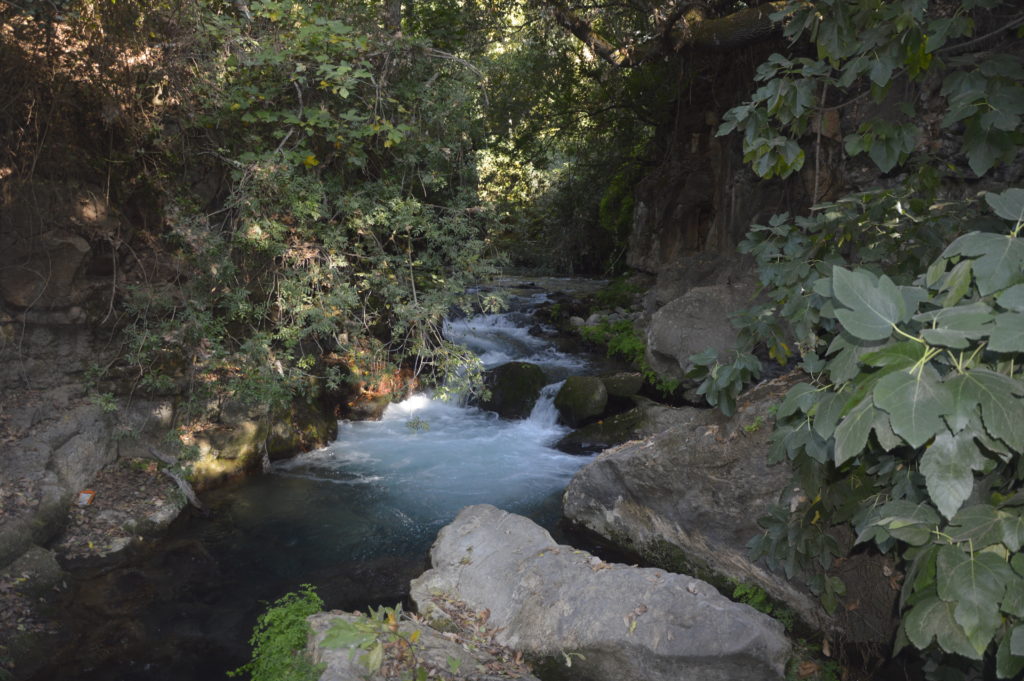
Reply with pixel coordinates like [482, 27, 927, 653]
[545, 0, 791, 67]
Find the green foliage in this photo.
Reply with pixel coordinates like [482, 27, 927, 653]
[580, 319, 645, 364]
[719, 0, 1024, 181]
[89, 392, 120, 413]
[595, 277, 642, 309]
[731, 580, 796, 632]
[714, 2, 1024, 674]
[122, 0, 499, 412]
[579, 318, 678, 394]
[753, 191, 1024, 670]
[320, 604, 432, 681]
[686, 349, 762, 418]
[230, 584, 324, 681]
[478, 14, 660, 274]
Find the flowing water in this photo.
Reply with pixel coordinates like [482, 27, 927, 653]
[40, 282, 611, 681]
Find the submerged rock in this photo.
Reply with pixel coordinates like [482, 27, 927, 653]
[411, 504, 791, 681]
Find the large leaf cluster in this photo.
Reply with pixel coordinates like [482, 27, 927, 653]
[719, 0, 1024, 179]
[122, 0, 498, 409]
[762, 190, 1024, 673]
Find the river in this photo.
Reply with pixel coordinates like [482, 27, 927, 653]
[36, 280, 615, 681]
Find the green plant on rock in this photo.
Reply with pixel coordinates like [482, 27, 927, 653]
[580, 319, 678, 394]
[731, 580, 797, 632]
[686, 348, 762, 418]
[230, 584, 324, 681]
[320, 604, 440, 681]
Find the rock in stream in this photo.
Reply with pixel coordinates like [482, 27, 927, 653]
[411, 504, 791, 681]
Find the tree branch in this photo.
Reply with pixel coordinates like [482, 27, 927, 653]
[545, 0, 791, 67]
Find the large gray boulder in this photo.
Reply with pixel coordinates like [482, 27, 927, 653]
[411, 505, 791, 681]
[562, 374, 834, 635]
[308, 611, 541, 681]
[644, 282, 757, 381]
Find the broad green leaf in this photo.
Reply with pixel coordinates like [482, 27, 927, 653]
[927, 257, 948, 287]
[900, 545, 938, 611]
[365, 641, 384, 673]
[996, 284, 1024, 312]
[964, 119, 1012, 178]
[921, 431, 985, 519]
[986, 188, 1024, 224]
[321, 621, 376, 649]
[860, 341, 926, 369]
[834, 398, 875, 466]
[873, 500, 941, 546]
[944, 374, 981, 434]
[872, 405, 902, 451]
[832, 267, 905, 341]
[916, 302, 994, 349]
[901, 286, 929, 315]
[812, 390, 845, 439]
[997, 630, 1024, 679]
[1001, 511, 1024, 552]
[937, 545, 1012, 655]
[777, 383, 818, 418]
[942, 260, 973, 307]
[948, 504, 1005, 548]
[1001, 575, 1024, 618]
[874, 366, 955, 448]
[989, 313, 1024, 352]
[956, 369, 1024, 450]
[826, 333, 885, 383]
[904, 594, 980, 659]
[942, 232, 1024, 296]
[1012, 624, 1024, 656]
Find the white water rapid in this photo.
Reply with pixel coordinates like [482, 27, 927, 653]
[266, 292, 592, 556]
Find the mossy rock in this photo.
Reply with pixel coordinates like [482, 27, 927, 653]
[600, 371, 644, 397]
[554, 407, 643, 455]
[479, 362, 548, 420]
[266, 396, 338, 460]
[553, 376, 608, 428]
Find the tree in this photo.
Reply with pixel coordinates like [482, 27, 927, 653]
[542, 0, 788, 67]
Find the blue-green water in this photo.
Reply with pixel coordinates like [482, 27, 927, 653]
[41, 288, 605, 681]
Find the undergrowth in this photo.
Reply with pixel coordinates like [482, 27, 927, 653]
[230, 584, 324, 681]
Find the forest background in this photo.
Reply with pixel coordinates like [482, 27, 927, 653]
[2, 0, 1024, 678]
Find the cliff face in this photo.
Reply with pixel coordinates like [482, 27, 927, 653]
[627, 43, 804, 274]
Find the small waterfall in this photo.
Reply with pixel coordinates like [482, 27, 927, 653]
[528, 381, 564, 428]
